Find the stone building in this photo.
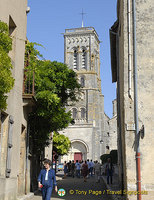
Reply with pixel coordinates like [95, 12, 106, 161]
[60, 26, 114, 162]
[108, 99, 117, 151]
[102, 99, 117, 155]
[110, 0, 154, 199]
[0, 1, 33, 199]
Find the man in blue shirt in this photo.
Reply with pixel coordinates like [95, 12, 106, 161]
[38, 159, 58, 200]
[75, 160, 81, 178]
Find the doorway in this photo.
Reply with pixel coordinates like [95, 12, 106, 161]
[74, 152, 82, 162]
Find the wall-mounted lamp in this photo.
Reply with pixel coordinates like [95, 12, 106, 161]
[26, 7, 30, 14]
[100, 140, 104, 144]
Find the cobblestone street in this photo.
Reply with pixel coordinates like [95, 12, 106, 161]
[31, 172, 113, 200]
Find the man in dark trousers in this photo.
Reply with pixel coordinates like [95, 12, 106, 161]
[105, 158, 114, 184]
[71, 160, 75, 178]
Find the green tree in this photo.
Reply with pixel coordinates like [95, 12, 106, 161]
[53, 132, 71, 155]
[0, 21, 14, 110]
[26, 42, 81, 154]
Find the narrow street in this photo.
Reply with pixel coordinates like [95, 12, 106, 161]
[31, 171, 113, 200]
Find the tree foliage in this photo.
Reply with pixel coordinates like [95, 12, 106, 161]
[0, 21, 14, 110]
[53, 132, 71, 155]
[26, 42, 81, 154]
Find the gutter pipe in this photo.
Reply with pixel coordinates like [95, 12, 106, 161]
[128, 0, 132, 98]
[132, 0, 142, 199]
[25, 122, 30, 195]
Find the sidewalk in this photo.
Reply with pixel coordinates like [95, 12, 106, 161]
[102, 174, 125, 200]
[17, 193, 34, 200]
[17, 175, 63, 200]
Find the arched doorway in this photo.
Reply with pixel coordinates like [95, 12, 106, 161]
[61, 140, 88, 162]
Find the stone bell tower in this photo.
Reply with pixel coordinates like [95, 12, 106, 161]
[61, 27, 105, 161]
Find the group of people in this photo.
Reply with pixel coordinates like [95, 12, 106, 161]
[63, 159, 113, 183]
[64, 159, 94, 180]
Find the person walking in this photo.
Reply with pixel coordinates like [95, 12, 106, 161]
[93, 160, 101, 183]
[82, 161, 89, 182]
[75, 160, 81, 178]
[89, 159, 94, 176]
[105, 158, 113, 184]
[67, 160, 71, 176]
[63, 161, 68, 178]
[87, 159, 91, 178]
[80, 160, 83, 177]
[71, 160, 75, 178]
[38, 159, 57, 200]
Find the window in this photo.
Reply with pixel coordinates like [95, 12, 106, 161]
[81, 48, 87, 69]
[72, 108, 77, 119]
[80, 76, 85, 87]
[106, 145, 110, 150]
[81, 108, 86, 119]
[9, 15, 16, 36]
[9, 16, 16, 63]
[73, 49, 78, 69]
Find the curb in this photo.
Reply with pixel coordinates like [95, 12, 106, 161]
[101, 176, 125, 200]
[56, 176, 63, 181]
[17, 193, 34, 200]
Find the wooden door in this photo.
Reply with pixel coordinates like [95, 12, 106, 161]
[74, 152, 82, 162]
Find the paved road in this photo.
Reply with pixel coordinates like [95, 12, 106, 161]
[32, 172, 113, 200]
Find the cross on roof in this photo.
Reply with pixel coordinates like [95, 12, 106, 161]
[80, 9, 86, 27]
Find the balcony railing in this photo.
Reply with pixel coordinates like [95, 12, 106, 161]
[22, 51, 36, 107]
[23, 69, 35, 96]
[23, 51, 35, 96]
[74, 118, 87, 124]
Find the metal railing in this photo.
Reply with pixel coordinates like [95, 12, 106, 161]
[23, 52, 35, 96]
[23, 69, 35, 95]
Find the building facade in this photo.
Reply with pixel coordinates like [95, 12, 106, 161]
[102, 99, 117, 155]
[0, 1, 32, 199]
[110, 0, 154, 199]
[60, 27, 105, 162]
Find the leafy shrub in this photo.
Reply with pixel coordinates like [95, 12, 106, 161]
[100, 150, 118, 164]
[110, 150, 118, 164]
[100, 154, 111, 164]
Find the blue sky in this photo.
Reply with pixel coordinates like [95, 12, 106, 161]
[27, 0, 117, 118]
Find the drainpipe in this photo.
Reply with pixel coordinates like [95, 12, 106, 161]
[132, 0, 142, 199]
[0, 111, 1, 157]
[128, 0, 132, 98]
[25, 122, 30, 195]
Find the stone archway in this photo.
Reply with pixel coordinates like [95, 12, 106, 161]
[61, 140, 88, 162]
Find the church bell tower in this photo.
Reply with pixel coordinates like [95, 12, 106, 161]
[64, 27, 101, 92]
[62, 27, 104, 161]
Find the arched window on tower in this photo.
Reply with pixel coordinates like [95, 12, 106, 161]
[81, 47, 87, 69]
[72, 108, 77, 119]
[80, 76, 85, 87]
[81, 108, 86, 119]
[73, 49, 78, 70]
